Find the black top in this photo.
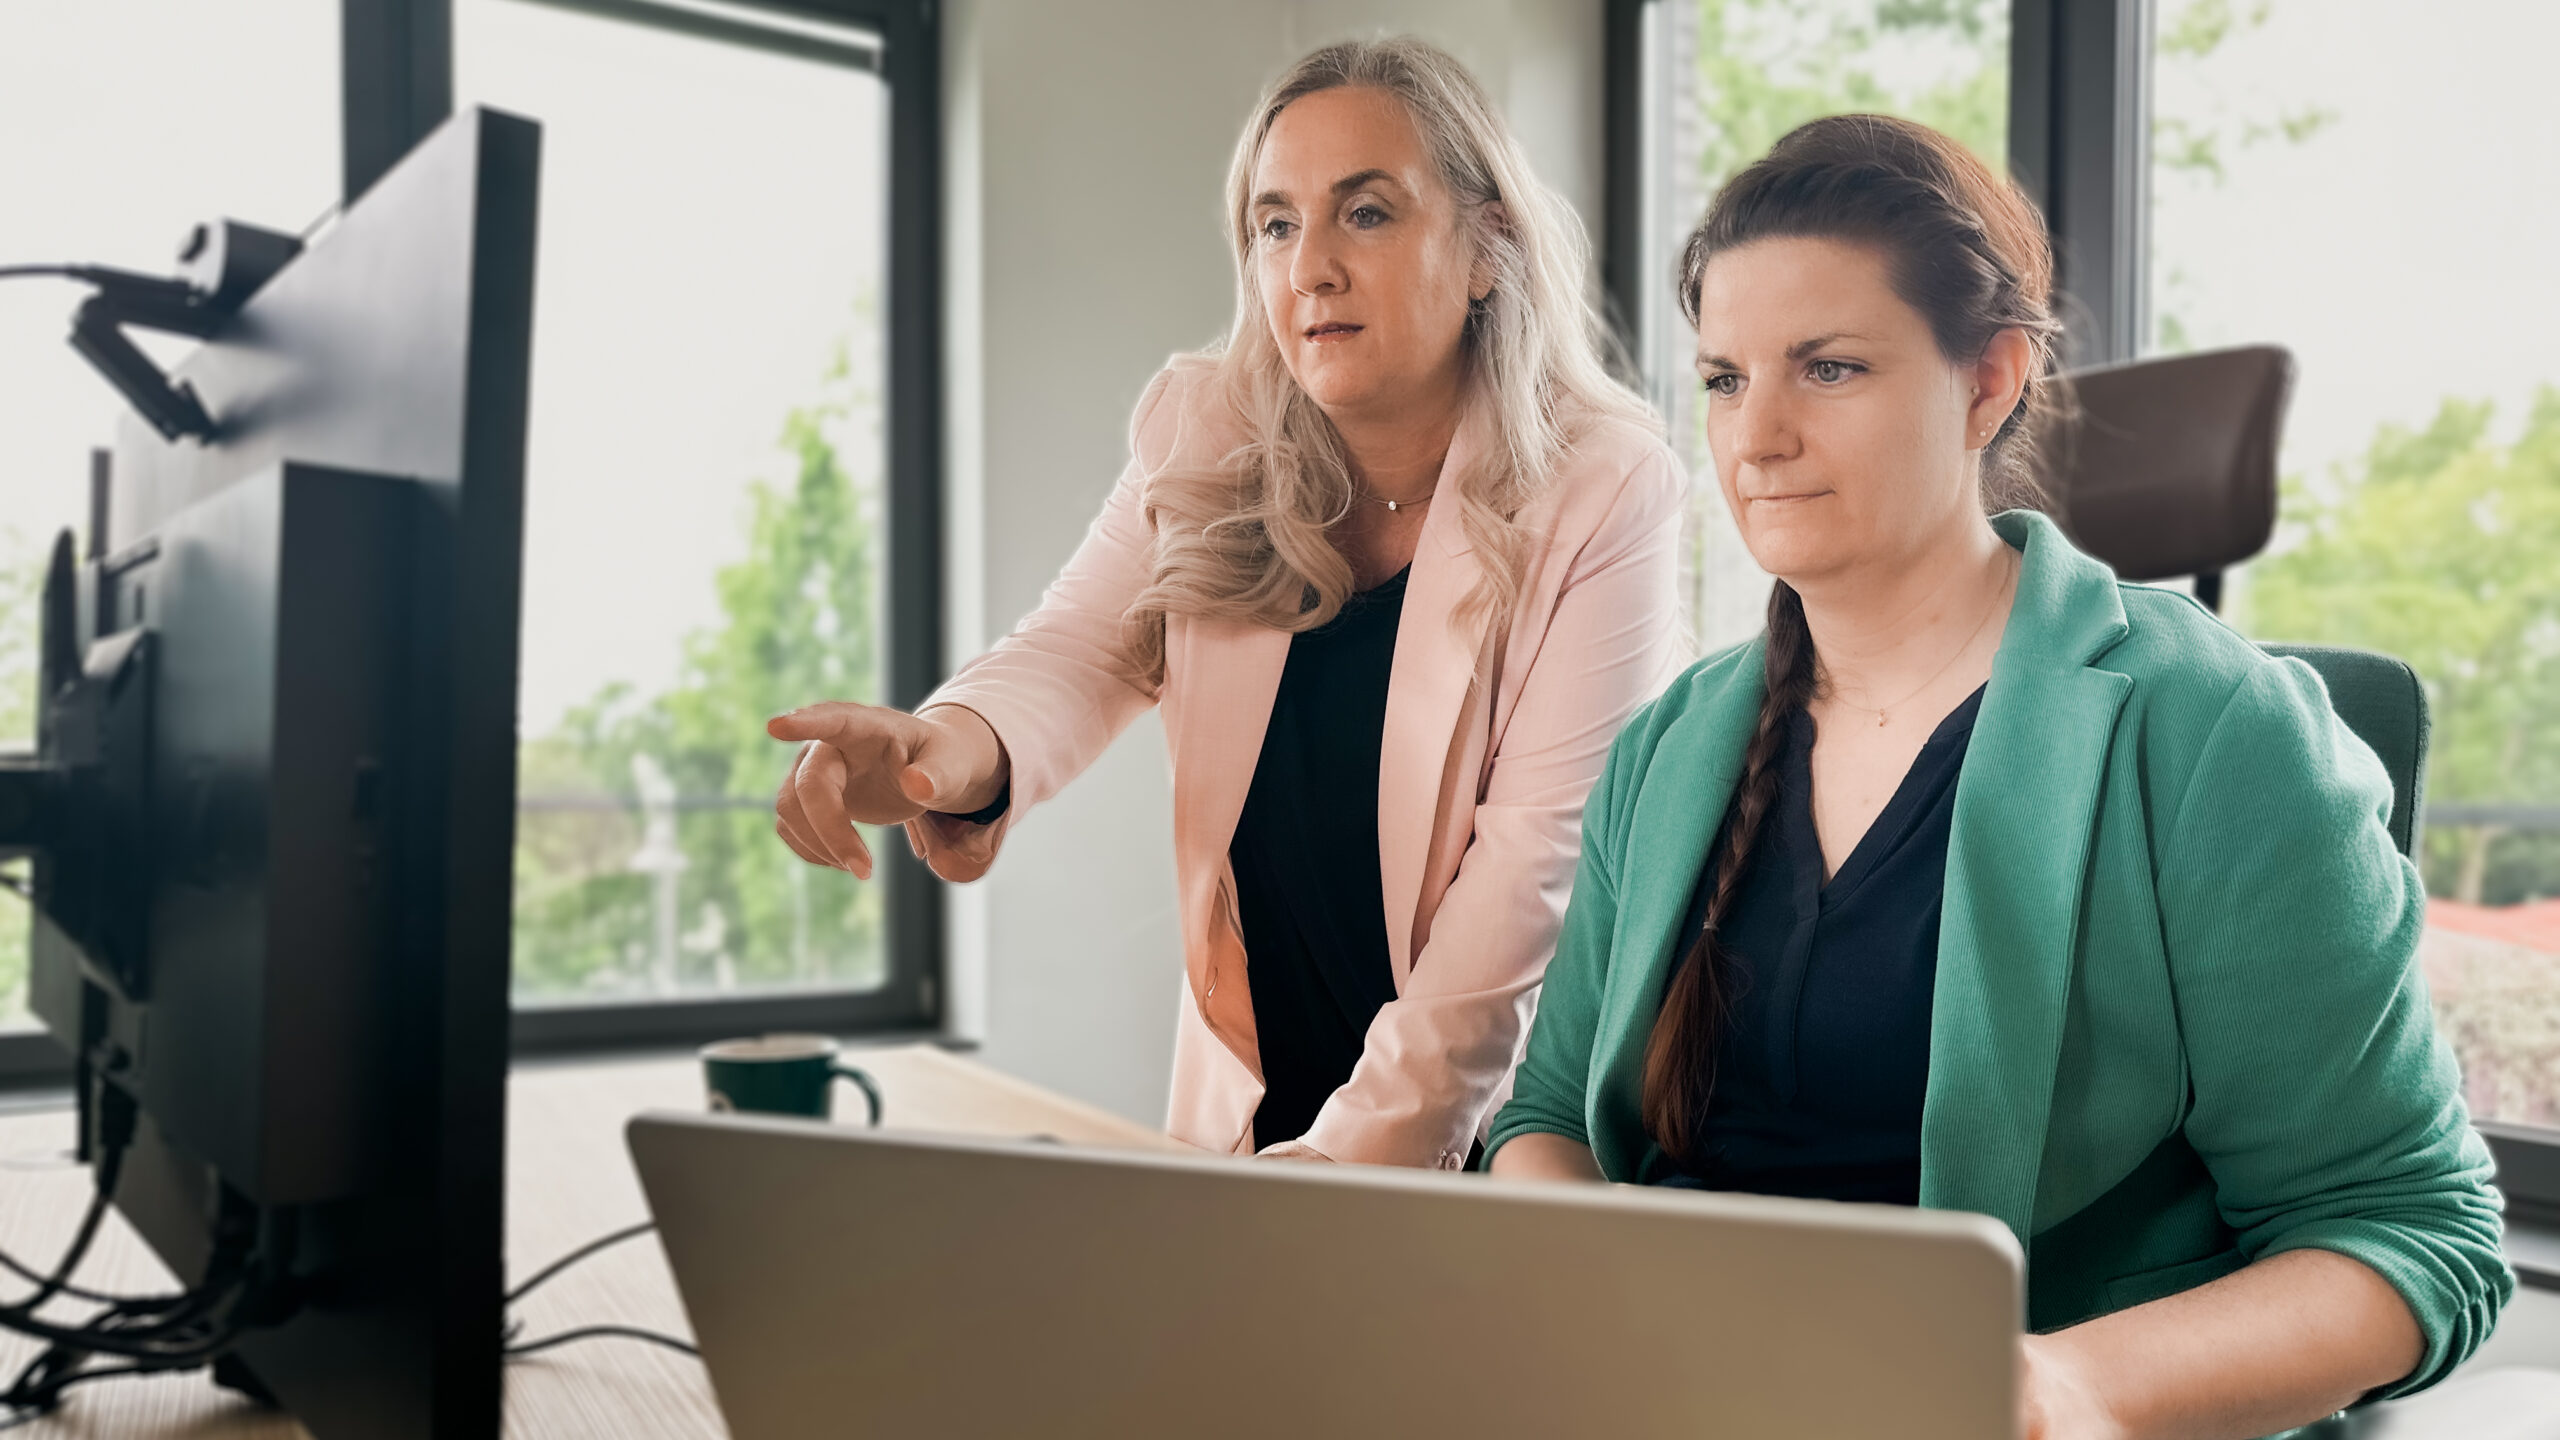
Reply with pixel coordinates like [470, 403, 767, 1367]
[1652, 684, 1985, 1204]
[1231, 569, 1409, 1149]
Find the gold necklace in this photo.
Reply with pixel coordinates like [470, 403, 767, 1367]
[1823, 553, 2017, 729]
[1358, 488, 1435, 513]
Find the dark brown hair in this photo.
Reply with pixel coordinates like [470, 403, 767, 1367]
[1640, 114, 2061, 1172]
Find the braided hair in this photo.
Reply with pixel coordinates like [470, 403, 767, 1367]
[1639, 114, 2061, 1172]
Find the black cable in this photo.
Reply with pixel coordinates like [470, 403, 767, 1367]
[296, 202, 341, 243]
[0, 266, 80, 283]
[0, 1256, 257, 1359]
[506, 1220, 656, 1306]
[0, 1071, 129, 1319]
[0, 1071, 259, 1364]
[0, 1250, 122, 1307]
[499, 1221, 698, 1361]
[12, 1253, 240, 1342]
[0, 1342, 84, 1418]
[0, 1183, 114, 1317]
[0, 1365, 148, 1432]
[70, 1271, 246, 1349]
[0, 1273, 252, 1361]
[0, 1349, 189, 1429]
[505, 1325, 699, 1361]
[0, 1060, 284, 1429]
[0, 1269, 252, 1425]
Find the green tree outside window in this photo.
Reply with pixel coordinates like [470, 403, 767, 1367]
[513, 311, 888, 1002]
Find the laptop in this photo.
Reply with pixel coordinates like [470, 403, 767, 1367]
[628, 1111, 2022, 1439]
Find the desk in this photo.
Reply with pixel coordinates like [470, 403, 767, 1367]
[13, 1056, 2549, 1439]
[0, 1045, 1181, 1437]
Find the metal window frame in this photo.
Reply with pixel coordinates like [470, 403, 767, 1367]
[0, 0, 944, 1087]
[2008, 0, 2152, 366]
[1601, 0, 1651, 367]
[1601, 0, 2153, 366]
[448, 0, 950, 1056]
[1603, 0, 2560, 1225]
[2486, 1122, 2560, 1288]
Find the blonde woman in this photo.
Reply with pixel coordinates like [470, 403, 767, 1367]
[769, 38, 1685, 1167]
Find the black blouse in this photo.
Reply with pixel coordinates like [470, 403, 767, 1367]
[1652, 684, 1985, 1204]
[1229, 569, 1409, 1150]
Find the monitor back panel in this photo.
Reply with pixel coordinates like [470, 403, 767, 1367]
[631, 1113, 2023, 1440]
[31, 105, 539, 1440]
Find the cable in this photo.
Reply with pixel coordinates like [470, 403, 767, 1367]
[0, 1059, 291, 1428]
[0, 1330, 228, 1430]
[0, 1070, 131, 1319]
[0, 1212, 259, 1426]
[0, 1177, 115, 1317]
[0, 1250, 127, 1308]
[506, 1220, 657, 1306]
[505, 1325, 699, 1361]
[500, 1221, 699, 1361]
[0, 266, 80, 284]
[0, 1361, 150, 1432]
[295, 201, 342, 243]
[0, 1269, 253, 1360]
[0, 1068, 263, 1367]
[499, 1220, 697, 1362]
[0, 1183, 113, 1322]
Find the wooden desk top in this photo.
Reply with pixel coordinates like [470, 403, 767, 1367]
[0, 1044, 1180, 1437]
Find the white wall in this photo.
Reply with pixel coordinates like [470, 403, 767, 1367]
[940, 0, 1610, 1124]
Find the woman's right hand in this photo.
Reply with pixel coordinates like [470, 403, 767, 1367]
[766, 702, 1011, 882]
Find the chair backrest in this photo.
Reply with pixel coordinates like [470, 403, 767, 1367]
[2044, 345, 2295, 592]
[2044, 349, 2424, 858]
[2257, 643, 2430, 860]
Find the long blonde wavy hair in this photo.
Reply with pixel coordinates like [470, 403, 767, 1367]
[1122, 36, 1655, 685]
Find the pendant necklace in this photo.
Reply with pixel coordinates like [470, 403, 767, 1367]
[1826, 553, 2017, 729]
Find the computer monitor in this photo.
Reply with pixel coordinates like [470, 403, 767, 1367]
[0, 106, 538, 1438]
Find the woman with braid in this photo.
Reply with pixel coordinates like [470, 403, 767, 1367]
[1485, 115, 2508, 1438]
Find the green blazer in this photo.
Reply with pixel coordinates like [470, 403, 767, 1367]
[1487, 511, 2510, 1401]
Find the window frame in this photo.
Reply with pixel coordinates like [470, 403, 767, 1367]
[0, 0, 946, 1086]
[1606, 0, 2560, 1257]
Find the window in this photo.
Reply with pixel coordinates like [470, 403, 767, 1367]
[452, 0, 944, 1051]
[457, 0, 904, 1024]
[1622, 0, 2560, 1209]
[0, 0, 944, 1078]
[0, 0, 342, 1040]
[1629, 0, 2013, 655]
[2144, 0, 2560, 1137]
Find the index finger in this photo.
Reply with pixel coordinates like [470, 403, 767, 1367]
[768, 700, 890, 745]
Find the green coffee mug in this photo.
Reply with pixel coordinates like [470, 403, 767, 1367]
[700, 1034, 883, 1125]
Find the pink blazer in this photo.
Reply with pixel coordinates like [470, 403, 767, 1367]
[927, 359, 1687, 1167]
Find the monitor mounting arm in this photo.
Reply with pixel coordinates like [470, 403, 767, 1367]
[0, 530, 157, 1001]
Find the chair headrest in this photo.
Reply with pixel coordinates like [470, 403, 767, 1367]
[2040, 344, 2294, 581]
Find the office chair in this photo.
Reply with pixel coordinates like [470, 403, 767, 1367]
[2041, 345, 2427, 859]
[2043, 350, 2559, 1439]
[2258, 644, 2430, 862]
[2042, 343, 2292, 613]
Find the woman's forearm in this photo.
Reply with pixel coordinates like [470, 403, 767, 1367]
[1486, 1132, 1604, 1182]
[2030, 1247, 2423, 1439]
[916, 702, 1013, 803]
